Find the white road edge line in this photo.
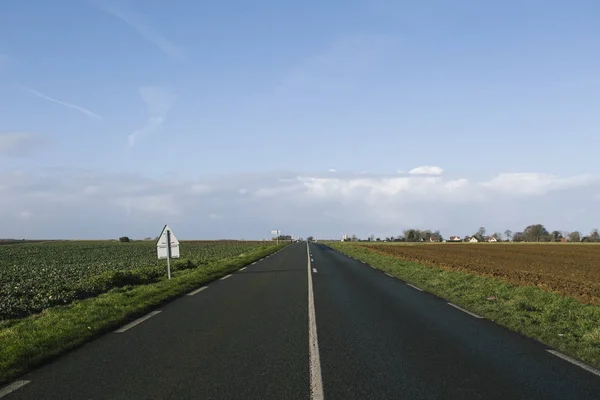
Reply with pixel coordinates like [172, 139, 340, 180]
[407, 283, 423, 291]
[187, 286, 208, 296]
[240, 267, 247, 271]
[447, 302, 484, 319]
[114, 311, 161, 333]
[385, 272, 393, 277]
[220, 274, 232, 280]
[307, 243, 324, 400]
[0, 380, 30, 398]
[252, 262, 257, 265]
[547, 350, 600, 377]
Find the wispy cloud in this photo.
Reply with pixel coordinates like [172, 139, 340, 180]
[128, 86, 175, 146]
[94, 1, 185, 59]
[20, 86, 102, 120]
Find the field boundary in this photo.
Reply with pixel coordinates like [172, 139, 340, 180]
[325, 242, 600, 371]
[0, 243, 287, 385]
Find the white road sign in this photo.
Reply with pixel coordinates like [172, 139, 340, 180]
[157, 224, 180, 259]
[271, 230, 280, 235]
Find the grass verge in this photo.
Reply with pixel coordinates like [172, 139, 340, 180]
[327, 242, 600, 370]
[0, 243, 287, 384]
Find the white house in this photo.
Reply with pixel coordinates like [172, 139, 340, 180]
[448, 236, 462, 242]
[469, 237, 479, 243]
[487, 236, 497, 242]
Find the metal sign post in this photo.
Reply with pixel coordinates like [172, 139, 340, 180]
[157, 224, 180, 279]
[271, 230, 280, 244]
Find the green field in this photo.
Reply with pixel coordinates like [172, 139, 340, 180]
[0, 240, 274, 320]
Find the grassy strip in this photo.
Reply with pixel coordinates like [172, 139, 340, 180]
[327, 242, 600, 369]
[0, 243, 287, 384]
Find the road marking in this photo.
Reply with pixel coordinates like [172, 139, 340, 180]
[313, 268, 317, 273]
[187, 286, 208, 296]
[407, 283, 423, 291]
[240, 266, 247, 271]
[311, 258, 314, 262]
[114, 311, 161, 333]
[0, 380, 30, 398]
[447, 303, 483, 319]
[547, 350, 600, 377]
[385, 272, 393, 277]
[220, 274, 232, 280]
[252, 262, 257, 265]
[307, 242, 324, 400]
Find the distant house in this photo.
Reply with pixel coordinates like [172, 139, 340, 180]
[561, 237, 568, 243]
[448, 236, 462, 242]
[430, 235, 440, 242]
[487, 236, 497, 242]
[469, 237, 479, 243]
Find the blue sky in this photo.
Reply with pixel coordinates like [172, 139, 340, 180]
[1, 0, 599, 239]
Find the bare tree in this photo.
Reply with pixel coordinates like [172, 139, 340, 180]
[568, 231, 581, 242]
[504, 230, 512, 241]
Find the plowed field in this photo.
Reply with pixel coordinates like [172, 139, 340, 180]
[360, 243, 600, 305]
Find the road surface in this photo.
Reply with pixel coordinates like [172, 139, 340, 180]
[2, 242, 600, 399]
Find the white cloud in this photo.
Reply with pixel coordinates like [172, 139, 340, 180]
[0, 168, 597, 239]
[409, 166, 444, 175]
[328, 169, 337, 172]
[482, 173, 597, 196]
[20, 86, 102, 120]
[0, 133, 48, 157]
[128, 86, 175, 146]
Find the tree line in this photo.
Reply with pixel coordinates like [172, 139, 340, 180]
[342, 224, 600, 243]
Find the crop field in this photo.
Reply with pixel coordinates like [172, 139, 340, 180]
[0, 240, 274, 320]
[358, 243, 600, 305]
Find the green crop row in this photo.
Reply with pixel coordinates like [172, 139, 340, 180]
[0, 240, 273, 320]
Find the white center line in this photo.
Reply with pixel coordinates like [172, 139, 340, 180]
[307, 243, 324, 400]
[407, 283, 423, 291]
[313, 268, 317, 273]
[447, 302, 484, 319]
[547, 350, 600, 377]
[220, 274, 232, 280]
[114, 311, 161, 333]
[188, 286, 208, 296]
[0, 380, 30, 398]
[240, 266, 247, 271]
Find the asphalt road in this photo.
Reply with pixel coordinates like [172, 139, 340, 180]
[3, 242, 600, 399]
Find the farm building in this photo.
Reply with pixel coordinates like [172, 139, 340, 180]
[469, 237, 479, 243]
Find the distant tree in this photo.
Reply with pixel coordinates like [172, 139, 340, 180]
[307, 236, 314, 242]
[523, 224, 549, 242]
[473, 226, 486, 242]
[351, 234, 358, 242]
[568, 231, 581, 242]
[404, 229, 417, 242]
[504, 230, 513, 241]
[512, 232, 525, 242]
[550, 230, 563, 242]
[376, 237, 381, 242]
[368, 234, 375, 242]
[493, 232, 502, 241]
[119, 236, 131, 242]
[590, 229, 600, 242]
